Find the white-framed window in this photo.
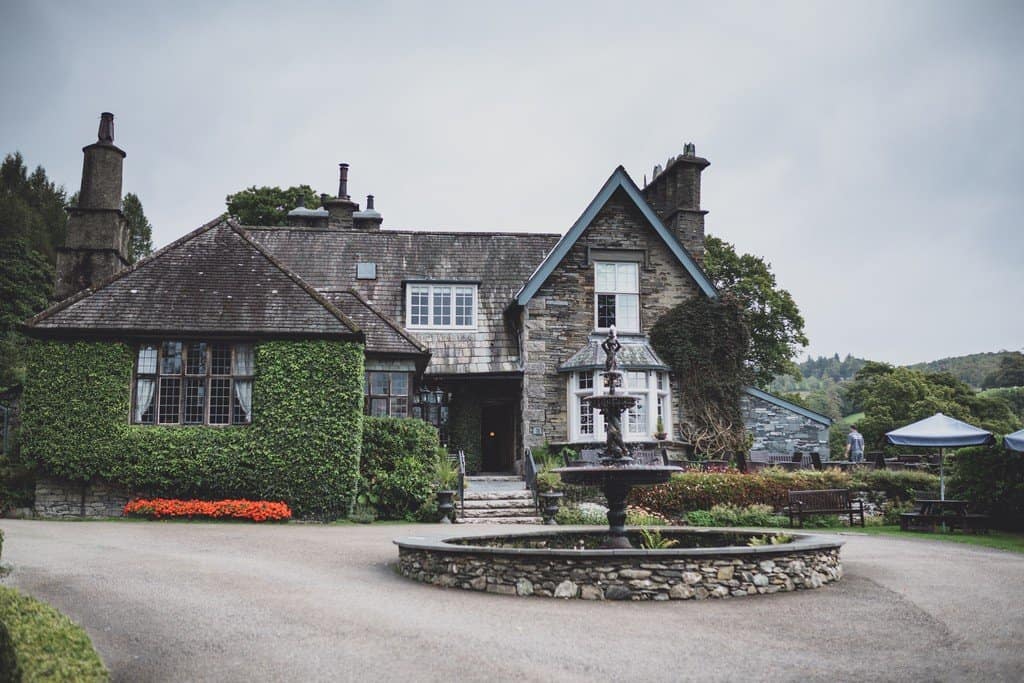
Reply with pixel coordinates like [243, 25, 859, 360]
[566, 369, 671, 442]
[595, 262, 639, 333]
[406, 283, 477, 330]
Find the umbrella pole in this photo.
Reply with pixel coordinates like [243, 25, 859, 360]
[939, 447, 945, 501]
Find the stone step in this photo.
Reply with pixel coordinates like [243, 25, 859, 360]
[466, 475, 523, 482]
[462, 498, 536, 510]
[463, 490, 533, 501]
[458, 516, 545, 525]
[461, 507, 540, 518]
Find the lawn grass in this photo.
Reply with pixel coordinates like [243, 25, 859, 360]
[843, 412, 865, 425]
[838, 525, 1024, 554]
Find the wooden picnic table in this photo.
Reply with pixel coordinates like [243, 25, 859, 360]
[899, 499, 989, 534]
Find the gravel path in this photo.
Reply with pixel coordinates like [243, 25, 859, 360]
[1, 520, 1022, 682]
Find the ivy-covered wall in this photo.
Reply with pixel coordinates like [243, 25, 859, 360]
[447, 393, 481, 474]
[21, 339, 364, 518]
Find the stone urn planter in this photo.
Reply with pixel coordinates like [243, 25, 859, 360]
[436, 490, 456, 524]
[538, 491, 563, 525]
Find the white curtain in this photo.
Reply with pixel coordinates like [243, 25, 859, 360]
[235, 380, 252, 422]
[134, 379, 155, 422]
[233, 344, 254, 375]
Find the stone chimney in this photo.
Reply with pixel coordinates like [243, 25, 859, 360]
[321, 162, 360, 229]
[55, 112, 130, 299]
[640, 143, 710, 262]
[285, 195, 330, 228]
[352, 194, 382, 231]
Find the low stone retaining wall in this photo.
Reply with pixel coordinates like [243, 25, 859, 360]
[33, 476, 133, 518]
[396, 529, 843, 601]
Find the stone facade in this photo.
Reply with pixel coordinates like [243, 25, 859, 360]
[521, 188, 702, 449]
[398, 541, 842, 601]
[33, 476, 136, 518]
[741, 392, 830, 455]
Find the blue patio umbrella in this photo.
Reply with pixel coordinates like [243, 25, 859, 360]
[886, 413, 995, 499]
[1006, 429, 1024, 453]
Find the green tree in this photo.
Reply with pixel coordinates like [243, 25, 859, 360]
[225, 185, 320, 225]
[982, 353, 1024, 389]
[704, 235, 808, 387]
[122, 192, 153, 263]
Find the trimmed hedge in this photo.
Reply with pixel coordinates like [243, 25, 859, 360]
[0, 586, 108, 682]
[360, 416, 441, 519]
[951, 442, 1024, 530]
[21, 340, 364, 518]
[630, 469, 940, 516]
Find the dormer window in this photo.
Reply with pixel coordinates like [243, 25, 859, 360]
[595, 262, 639, 332]
[406, 283, 477, 330]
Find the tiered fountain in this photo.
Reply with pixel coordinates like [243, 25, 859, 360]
[554, 327, 682, 548]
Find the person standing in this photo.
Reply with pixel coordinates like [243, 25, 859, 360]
[845, 425, 865, 463]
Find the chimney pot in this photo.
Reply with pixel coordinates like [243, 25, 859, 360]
[366, 194, 374, 210]
[296, 195, 306, 208]
[98, 112, 115, 143]
[338, 162, 350, 199]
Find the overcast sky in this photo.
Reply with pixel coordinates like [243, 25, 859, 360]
[2, 0, 1021, 365]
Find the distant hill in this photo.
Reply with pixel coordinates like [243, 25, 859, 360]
[908, 351, 1024, 389]
[771, 350, 1024, 393]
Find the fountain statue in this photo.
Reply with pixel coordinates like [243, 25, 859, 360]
[555, 327, 683, 548]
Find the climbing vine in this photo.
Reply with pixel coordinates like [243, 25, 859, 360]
[649, 293, 753, 457]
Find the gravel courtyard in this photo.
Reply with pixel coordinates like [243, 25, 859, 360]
[2, 520, 1022, 682]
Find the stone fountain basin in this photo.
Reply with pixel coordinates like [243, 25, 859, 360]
[395, 527, 844, 600]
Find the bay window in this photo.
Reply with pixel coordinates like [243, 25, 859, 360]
[567, 369, 671, 442]
[595, 262, 639, 332]
[133, 341, 253, 426]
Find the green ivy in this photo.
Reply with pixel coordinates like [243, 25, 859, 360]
[21, 339, 363, 518]
[360, 416, 440, 519]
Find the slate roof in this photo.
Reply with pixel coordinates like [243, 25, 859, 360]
[324, 289, 427, 356]
[26, 218, 360, 338]
[743, 387, 833, 426]
[247, 228, 561, 374]
[558, 335, 671, 373]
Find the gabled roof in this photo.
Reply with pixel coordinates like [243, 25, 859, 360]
[25, 218, 360, 338]
[323, 289, 428, 356]
[742, 386, 833, 427]
[558, 335, 670, 373]
[515, 166, 718, 306]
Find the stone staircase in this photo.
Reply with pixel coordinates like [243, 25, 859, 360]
[458, 475, 543, 524]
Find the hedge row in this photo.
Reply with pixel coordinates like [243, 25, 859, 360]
[950, 443, 1024, 530]
[359, 416, 441, 519]
[21, 340, 364, 518]
[629, 469, 940, 516]
[0, 586, 107, 682]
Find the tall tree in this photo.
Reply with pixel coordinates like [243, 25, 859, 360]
[225, 185, 320, 225]
[122, 192, 153, 262]
[982, 353, 1024, 389]
[703, 235, 808, 387]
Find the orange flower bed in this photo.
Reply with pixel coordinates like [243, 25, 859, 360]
[123, 498, 292, 522]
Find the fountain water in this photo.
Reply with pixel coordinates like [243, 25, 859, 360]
[554, 327, 683, 548]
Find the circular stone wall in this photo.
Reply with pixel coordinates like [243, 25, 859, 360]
[394, 528, 843, 601]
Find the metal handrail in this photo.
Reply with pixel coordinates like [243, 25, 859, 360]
[523, 446, 539, 509]
[456, 449, 466, 519]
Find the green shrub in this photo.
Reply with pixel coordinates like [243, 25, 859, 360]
[950, 442, 1024, 530]
[686, 503, 787, 527]
[21, 340, 364, 518]
[555, 505, 606, 526]
[881, 499, 917, 525]
[0, 586, 108, 682]
[849, 469, 940, 501]
[360, 417, 440, 520]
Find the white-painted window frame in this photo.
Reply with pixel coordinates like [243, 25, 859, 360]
[566, 369, 670, 442]
[406, 283, 478, 330]
[594, 261, 640, 333]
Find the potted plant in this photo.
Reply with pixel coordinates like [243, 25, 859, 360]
[434, 456, 459, 523]
[654, 417, 668, 441]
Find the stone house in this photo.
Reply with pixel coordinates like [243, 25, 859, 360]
[23, 114, 830, 506]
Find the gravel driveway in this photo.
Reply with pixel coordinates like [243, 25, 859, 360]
[1, 520, 1022, 682]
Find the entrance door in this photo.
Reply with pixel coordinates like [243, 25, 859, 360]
[480, 403, 514, 472]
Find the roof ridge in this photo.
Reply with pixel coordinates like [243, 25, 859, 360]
[341, 288, 429, 354]
[228, 220, 361, 335]
[242, 226, 563, 238]
[25, 215, 228, 328]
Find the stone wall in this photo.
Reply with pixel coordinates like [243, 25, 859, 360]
[521, 188, 703, 449]
[741, 392, 829, 456]
[398, 545, 841, 601]
[33, 476, 135, 518]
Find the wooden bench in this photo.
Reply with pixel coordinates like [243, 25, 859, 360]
[788, 489, 865, 528]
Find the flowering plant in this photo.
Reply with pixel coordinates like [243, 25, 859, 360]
[124, 498, 292, 522]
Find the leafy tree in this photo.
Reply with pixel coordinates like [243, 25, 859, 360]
[704, 235, 807, 387]
[982, 353, 1024, 389]
[122, 193, 153, 263]
[225, 185, 320, 225]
